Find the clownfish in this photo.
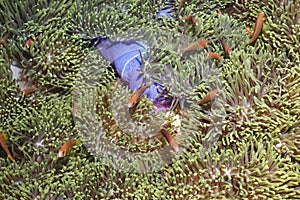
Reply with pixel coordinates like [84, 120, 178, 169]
[179, 0, 185, 7]
[198, 89, 220, 105]
[246, 25, 252, 35]
[184, 16, 198, 26]
[218, 36, 231, 55]
[0, 133, 14, 161]
[58, 139, 80, 157]
[161, 129, 179, 153]
[206, 52, 222, 62]
[25, 35, 39, 49]
[128, 85, 150, 108]
[0, 34, 11, 47]
[180, 40, 209, 53]
[22, 87, 37, 95]
[248, 12, 264, 45]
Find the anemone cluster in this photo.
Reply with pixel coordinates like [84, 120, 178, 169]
[0, 0, 299, 199]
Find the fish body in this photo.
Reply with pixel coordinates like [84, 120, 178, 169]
[218, 36, 231, 55]
[22, 87, 37, 95]
[25, 39, 33, 49]
[246, 25, 252, 35]
[2, 34, 10, 42]
[58, 139, 80, 157]
[198, 89, 220, 105]
[25, 35, 39, 49]
[179, 0, 185, 7]
[0, 34, 11, 48]
[180, 40, 209, 53]
[207, 52, 222, 62]
[161, 129, 179, 152]
[0, 133, 14, 161]
[184, 16, 198, 26]
[248, 12, 264, 45]
[128, 85, 150, 107]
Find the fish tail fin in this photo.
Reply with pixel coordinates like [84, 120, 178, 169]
[74, 140, 81, 146]
[7, 154, 14, 161]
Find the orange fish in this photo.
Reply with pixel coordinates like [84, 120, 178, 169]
[179, 0, 185, 7]
[25, 35, 39, 49]
[22, 87, 37, 95]
[184, 16, 198, 26]
[218, 36, 231, 55]
[58, 139, 80, 157]
[0, 133, 14, 161]
[128, 85, 150, 107]
[206, 52, 222, 62]
[248, 12, 264, 45]
[180, 40, 209, 53]
[0, 34, 11, 48]
[246, 25, 252, 35]
[161, 129, 179, 153]
[25, 39, 33, 49]
[198, 89, 220, 105]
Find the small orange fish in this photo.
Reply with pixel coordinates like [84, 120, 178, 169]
[0, 133, 14, 161]
[184, 16, 198, 26]
[180, 40, 209, 53]
[22, 87, 37, 95]
[0, 34, 11, 47]
[198, 89, 220, 105]
[128, 85, 150, 107]
[25, 35, 39, 49]
[206, 52, 222, 62]
[248, 12, 264, 45]
[25, 39, 33, 49]
[161, 129, 179, 153]
[246, 25, 252, 35]
[2, 34, 10, 42]
[58, 139, 80, 157]
[179, 0, 185, 7]
[218, 36, 231, 55]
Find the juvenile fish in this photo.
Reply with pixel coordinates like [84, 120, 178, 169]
[184, 16, 198, 26]
[0, 133, 14, 161]
[198, 89, 220, 105]
[161, 129, 179, 153]
[248, 12, 264, 45]
[246, 25, 252, 35]
[128, 85, 150, 108]
[0, 34, 11, 48]
[22, 87, 37, 95]
[180, 40, 209, 53]
[218, 36, 231, 55]
[58, 139, 80, 157]
[206, 52, 222, 62]
[179, 0, 185, 7]
[25, 35, 39, 49]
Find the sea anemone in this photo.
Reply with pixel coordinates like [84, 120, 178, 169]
[1, 0, 300, 199]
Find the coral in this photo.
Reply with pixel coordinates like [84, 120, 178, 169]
[0, 0, 300, 199]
